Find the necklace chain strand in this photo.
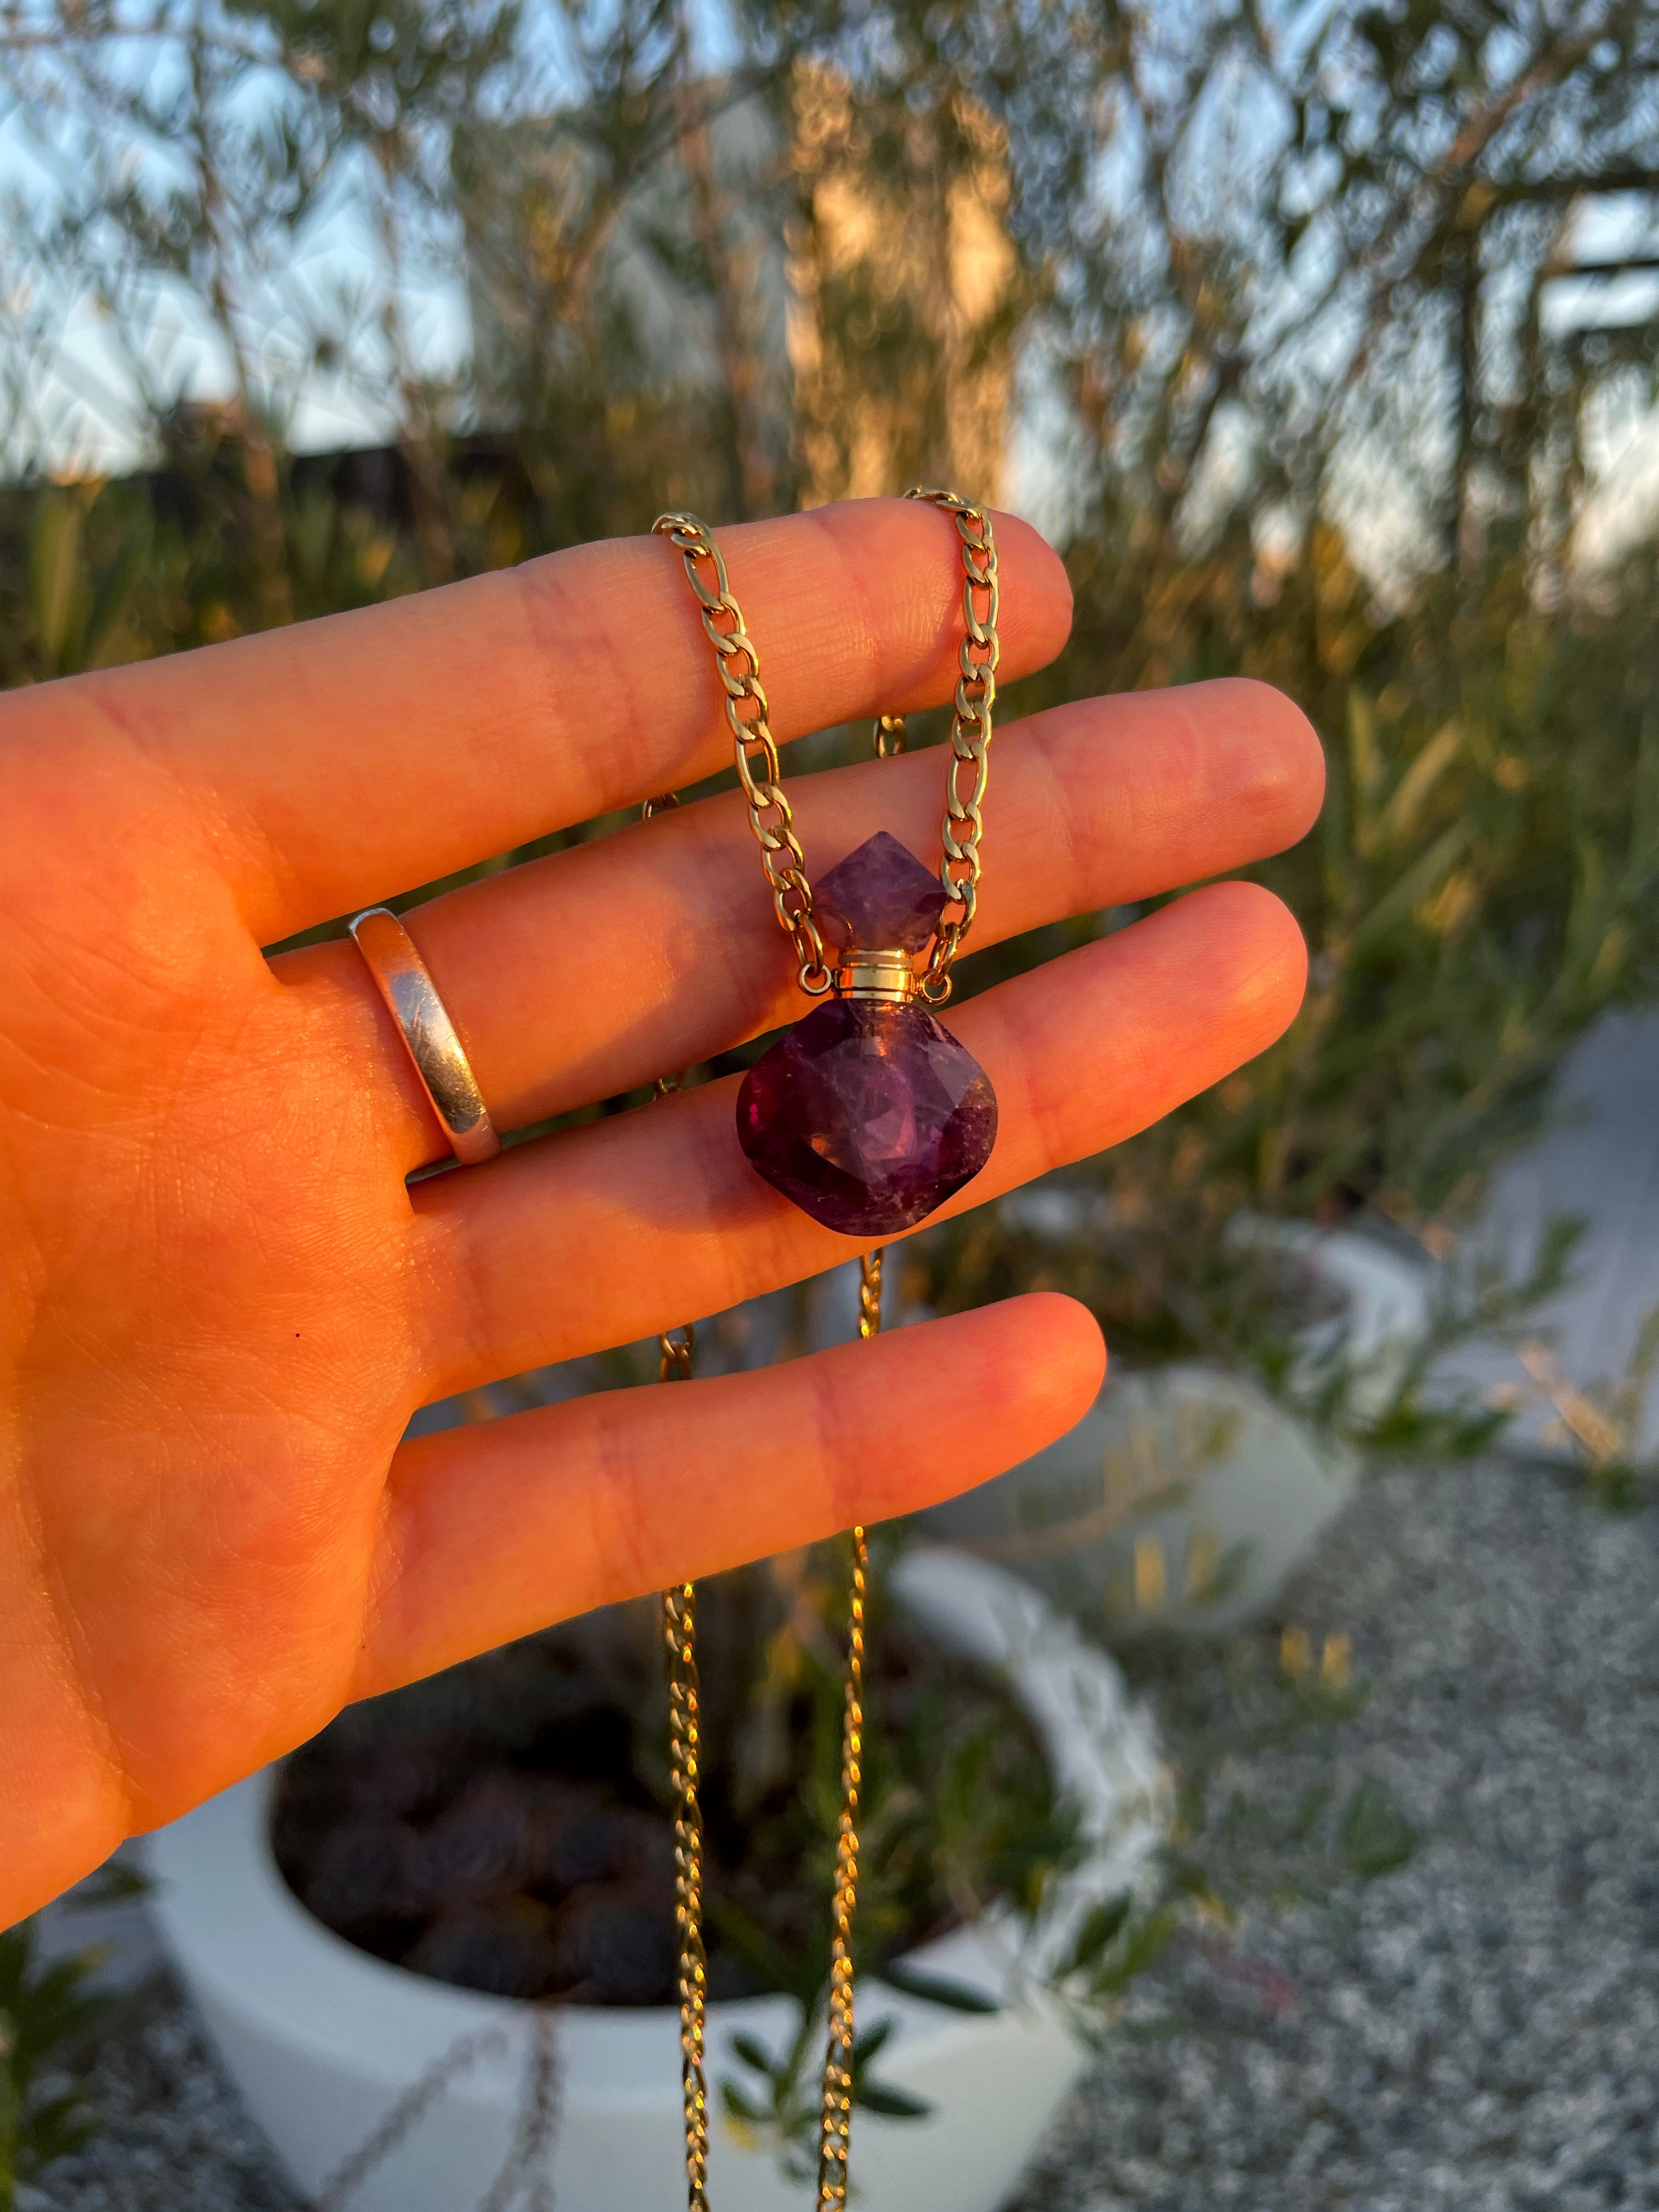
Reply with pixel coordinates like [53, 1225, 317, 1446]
[815, 1251, 879, 2209]
[651, 514, 832, 996]
[661, 1570, 709, 2211]
[642, 766, 710, 2208]
[909, 489, 1001, 1000]
[653, 489, 999, 1003]
[646, 492, 995, 2206]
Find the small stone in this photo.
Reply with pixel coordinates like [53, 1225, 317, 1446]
[814, 830, 950, 953]
[404, 1900, 556, 1999]
[737, 996, 997, 1236]
[416, 1773, 537, 1902]
[554, 1886, 677, 2005]
[302, 1818, 426, 1928]
[537, 1806, 624, 1891]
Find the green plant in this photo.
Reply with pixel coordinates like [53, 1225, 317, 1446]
[3, 10, 1655, 1316]
[721, 2006, 932, 2181]
[275, 1533, 1418, 2190]
[0, 1908, 121, 2208]
[0, 7, 1645, 2200]
[906, 507, 1659, 1425]
[1137, 1630, 1419, 1954]
[1505, 1302, 1659, 1509]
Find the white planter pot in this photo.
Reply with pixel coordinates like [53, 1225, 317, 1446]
[922, 1221, 1435, 1633]
[146, 1548, 1163, 2212]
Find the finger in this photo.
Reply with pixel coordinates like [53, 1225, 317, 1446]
[278, 678, 1323, 1169]
[13, 501, 1070, 945]
[409, 880, 1305, 1393]
[352, 1293, 1104, 1698]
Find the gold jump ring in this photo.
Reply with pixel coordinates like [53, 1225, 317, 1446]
[347, 906, 500, 1167]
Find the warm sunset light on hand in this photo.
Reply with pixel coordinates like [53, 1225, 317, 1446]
[0, 496, 1321, 1926]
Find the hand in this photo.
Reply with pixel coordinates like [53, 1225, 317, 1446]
[0, 498, 1320, 1921]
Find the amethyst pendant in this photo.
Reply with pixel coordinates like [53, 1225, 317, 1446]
[736, 832, 998, 1237]
[738, 997, 997, 1235]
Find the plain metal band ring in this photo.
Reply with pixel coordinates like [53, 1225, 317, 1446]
[347, 906, 501, 1167]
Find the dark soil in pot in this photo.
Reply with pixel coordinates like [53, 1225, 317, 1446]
[273, 1551, 1059, 2007]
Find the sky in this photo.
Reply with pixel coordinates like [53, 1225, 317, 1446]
[1, 2, 1655, 574]
[0, 0, 749, 476]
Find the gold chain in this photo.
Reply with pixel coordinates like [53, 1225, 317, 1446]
[646, 494, 992, 2205]
[652, 514, 832, 996]
[653, 492, 999, 1003]
[902, 488, 1001, 1002]
[815, 1250, 880, 2209]
[645, 787, 711, 2207]
[661, 1574, 709, 2211]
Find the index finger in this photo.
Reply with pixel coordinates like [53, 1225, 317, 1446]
[5, 499, 1071, 944]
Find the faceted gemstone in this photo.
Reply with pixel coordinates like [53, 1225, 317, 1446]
[737, 996, 997, 1236]
[814, 830, 949, 954]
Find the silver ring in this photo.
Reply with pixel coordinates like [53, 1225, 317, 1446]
[348, 907, 501, 1166]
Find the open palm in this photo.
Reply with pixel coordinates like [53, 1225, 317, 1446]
[0, 499, 1320, 1923]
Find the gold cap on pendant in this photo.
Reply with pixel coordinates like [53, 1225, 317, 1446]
[832, 949, 922, 1004]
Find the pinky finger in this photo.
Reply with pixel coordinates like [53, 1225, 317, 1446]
[351, 1293, 1105, 1699]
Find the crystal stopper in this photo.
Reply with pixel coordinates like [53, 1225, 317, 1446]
[814, 831, 949, 955]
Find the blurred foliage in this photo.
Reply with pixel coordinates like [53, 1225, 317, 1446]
[1158, 1632, 1417, 1909]
[1505, 1298, 1659, 1507]
[274, 1542, 1090, 2174]
[272, 1541, 1408, 2181]
[915, 506, 1659, 1408]
[2, 2, 1655, 1400]
[0, 1894, 129, 2209]
[0, 6, 1556, 2177]
[274, 1537, 1075, 1993]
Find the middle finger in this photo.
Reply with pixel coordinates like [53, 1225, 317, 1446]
[275, 675, 1321, 1168]
[409, 876, 1307, 1396]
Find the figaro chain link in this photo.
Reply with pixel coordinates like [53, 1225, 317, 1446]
[814, 1251, 880, 2211]
[904, 487, 1001, 1001]
[652, 512, 832, 996]
[661, 1574, 709, 2212]
[652, 490, 999, 1003]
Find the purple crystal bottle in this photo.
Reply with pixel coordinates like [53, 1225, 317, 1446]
[736, 831, 998, 1237]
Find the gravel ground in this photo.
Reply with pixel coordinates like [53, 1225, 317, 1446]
[27, 1454, 1659, 2210]
[1012, 1455, 1659, 2212]
[20, 1998, 299, 2212]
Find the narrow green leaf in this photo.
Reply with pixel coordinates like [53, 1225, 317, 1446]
[1380, 716, 1462, 845]
[718, 2081, 769, 2125]
[854, 2079, 933, 2121]
[1063, 1890, 1133, 1975]
[28, 496, 84, 672]
[729, 2031, 778, 2079]
[880, 1961, 1002, 2015]
[1338, 1778, 1417, 1880]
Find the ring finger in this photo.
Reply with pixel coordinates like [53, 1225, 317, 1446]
[408, 878, 1307, 1395]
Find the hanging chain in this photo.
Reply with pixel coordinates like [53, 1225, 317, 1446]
[652, 513, 832, 996]
[815, 1250, 880, 2210]
[652, 496, 998, 1005]
[662, 1577, 709, 2212]
[902, 488, 1001, 1003]
[646, 493, 992, 2207]
[658, 1324, 695, 1381]
[313, 2030, 511, 2212]
[856, 1246, 884, 1338]
[643, 777, 711, 2211]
